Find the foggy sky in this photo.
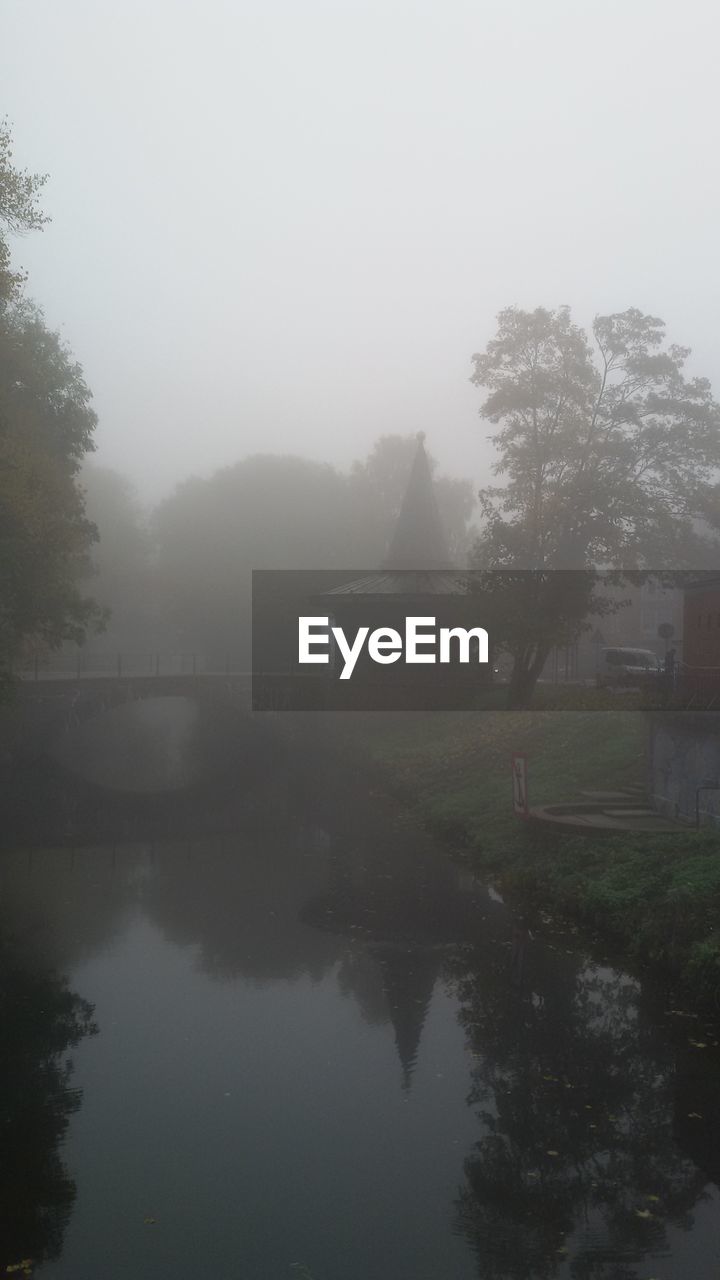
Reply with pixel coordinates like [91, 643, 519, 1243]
[3, 0, 719, 500]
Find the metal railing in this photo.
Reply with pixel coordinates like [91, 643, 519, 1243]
[13, 652, 250, 681]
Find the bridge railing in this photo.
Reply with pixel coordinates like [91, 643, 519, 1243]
[14, 652, 249, 680]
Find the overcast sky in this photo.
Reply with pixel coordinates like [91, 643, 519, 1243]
[2, 0, 719, 501]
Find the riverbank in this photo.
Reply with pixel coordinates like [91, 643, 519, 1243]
[291, 710, 720, 1003]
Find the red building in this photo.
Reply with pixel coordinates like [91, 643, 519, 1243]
[681, 574, 720, 703]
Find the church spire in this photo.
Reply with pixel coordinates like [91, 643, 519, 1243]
[384, 433, 452, 570]
[376, 945, 440, 1093]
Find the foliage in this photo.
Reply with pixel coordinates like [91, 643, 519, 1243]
[153, 454, 355, 660]
[468, 569, 621, 707]
[0, 951, 96, 1270]
[78, 465, 156, 650]
[0, 123, 102, 679]
[0, 302, 104, 674]
[0, 117, 49, 304]
[321, 710, 720, 998]
[152, 438, 477, 662]
[451, 941, 709, 1280]
[471, 305, 720, 570]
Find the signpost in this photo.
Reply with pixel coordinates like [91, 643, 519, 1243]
[511, 753, 529, 818]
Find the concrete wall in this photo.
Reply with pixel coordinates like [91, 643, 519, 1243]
[648, 714, 720, 827]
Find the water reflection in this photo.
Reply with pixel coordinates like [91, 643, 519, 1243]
[0, 934, 96, 1273]
[0, 803, 718, 1278]
[450, 933, 720, 1278]
[52, 697, 200, 792]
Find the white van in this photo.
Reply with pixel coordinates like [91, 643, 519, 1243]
[597, 647, 662, 688]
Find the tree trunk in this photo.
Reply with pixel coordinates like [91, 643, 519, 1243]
[507, 642, 553, 709]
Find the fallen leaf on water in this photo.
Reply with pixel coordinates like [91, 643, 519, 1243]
[143, 1217, 157, 1225]
[546, 1150, 559, 1157]
[645, 1195, 660, 1203]
[688, 1112, 703, 1119]
[634, 1208, 654, 1220]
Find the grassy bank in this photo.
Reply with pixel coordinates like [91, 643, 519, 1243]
[311, 710, 720, 1001]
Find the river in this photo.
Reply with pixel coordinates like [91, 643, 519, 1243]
[1, 704, 719, 1279]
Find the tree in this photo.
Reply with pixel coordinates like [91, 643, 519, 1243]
[79, 465, 156, 651]
[450, 944, 708, 1280]
[0, 123, 102, 681]
[153, 454, 356, 662]
[471, 569, 621, 709]
[152, 441, 478, 664]
[0, 117, 49, 304]
[471, 306, 720, 570]
[469, 306, 720, 703]
[0, 301, 103, 677]
[0, 951, 96, 1270]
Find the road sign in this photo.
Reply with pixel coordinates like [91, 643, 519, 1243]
[511, 753, 529, 817]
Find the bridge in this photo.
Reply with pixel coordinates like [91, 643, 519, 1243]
[4, 655, 256, 760]
[17, 670, 252, 715]
[1, 658, 287, 848]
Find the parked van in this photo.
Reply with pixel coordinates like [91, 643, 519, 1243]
[597, 647, 662, 688]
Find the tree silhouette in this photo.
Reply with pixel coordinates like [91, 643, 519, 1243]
[0, 950, 97, 1270]
[450, 941, 710, 1280]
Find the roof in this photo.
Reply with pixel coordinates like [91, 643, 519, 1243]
[684, 573, 720, 593]
[325, 570, 468, 598]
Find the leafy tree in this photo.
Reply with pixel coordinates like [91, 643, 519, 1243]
[450, 943, 708, 1280]
[469, 307, 720, 703]
[152, 441, 477, 663]
[471, 569, 619, 708]
[0, 117, 49, 304]
[0, 123, 102, 680]
[471, 306, 720, 570]
[79, 465, 156, 651]
[153, 454, 356, 662]
[0, 302, 104, 676]
[0, 952, 96, 1270]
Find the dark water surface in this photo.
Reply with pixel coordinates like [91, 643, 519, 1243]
[2, 762, 720, 1278]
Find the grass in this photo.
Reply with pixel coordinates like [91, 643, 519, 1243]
[307, 709, 720, 1001]
[326, 709, 644, 848]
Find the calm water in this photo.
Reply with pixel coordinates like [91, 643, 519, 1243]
[2, 746, 720, 1278]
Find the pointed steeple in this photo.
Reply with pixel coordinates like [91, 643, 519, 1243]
[375, 946, 440, 1093]
[384, 433, 452, 570]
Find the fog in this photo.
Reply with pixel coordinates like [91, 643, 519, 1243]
[3, 0, 720, 499]
[4, 11, 720, 1274]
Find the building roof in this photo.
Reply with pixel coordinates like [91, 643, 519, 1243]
[684, 573, 720, 593]
[324, 570, 467, 598]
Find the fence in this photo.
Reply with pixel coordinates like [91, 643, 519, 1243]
[13, 652, 249, 680]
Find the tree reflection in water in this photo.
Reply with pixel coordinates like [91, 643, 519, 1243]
[450, 938, 715, 1280]
[0, 947, 97, 1272]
